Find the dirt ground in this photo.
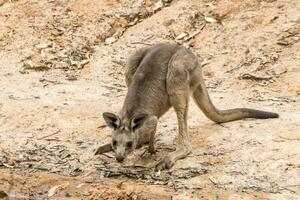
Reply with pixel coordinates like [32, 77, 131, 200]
[0, 0, 299, 199]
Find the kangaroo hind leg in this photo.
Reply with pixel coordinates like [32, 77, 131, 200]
[156, 50, 192, 170]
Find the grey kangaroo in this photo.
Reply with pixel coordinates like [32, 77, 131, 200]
[95, 43, 278, 170]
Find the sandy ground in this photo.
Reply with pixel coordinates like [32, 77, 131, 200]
[0, 0, 299, 199]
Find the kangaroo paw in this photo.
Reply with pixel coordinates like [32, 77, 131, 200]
[94, 143, 112, 155]
[155, 155, 174, 170]
[155, 146, 191, 170]
[148, 144, 156, 155]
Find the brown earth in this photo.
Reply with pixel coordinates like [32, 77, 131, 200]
[0, 0, 299, 199]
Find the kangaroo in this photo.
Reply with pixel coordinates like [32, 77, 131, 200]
[95, 43, 279, 170]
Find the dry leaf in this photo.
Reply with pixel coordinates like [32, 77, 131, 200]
[204, 16, 217, 23]
[105, 37, 117, 45]
[48, 185, 61, 197]
[205, 3, 216, 9]
[176, 32, 188, 40]
[209, 176, 218, 185]
[35, 42, 52, 49]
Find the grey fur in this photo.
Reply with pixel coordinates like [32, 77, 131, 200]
[95, 43, 279, 170]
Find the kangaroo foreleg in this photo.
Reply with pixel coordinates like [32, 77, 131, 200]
[137, 115, 158, 154]
[94, 143, 112, 155]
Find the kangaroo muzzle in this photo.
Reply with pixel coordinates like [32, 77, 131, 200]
[115, 146, 126, 162]
[116, 155, 124, 162]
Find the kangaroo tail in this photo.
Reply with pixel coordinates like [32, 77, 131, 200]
[192, 79, 279, 123]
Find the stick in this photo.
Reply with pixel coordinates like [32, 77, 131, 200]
[239, 73, 273, 81]
[37, 130, 60, 140]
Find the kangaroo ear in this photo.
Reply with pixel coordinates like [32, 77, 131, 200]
[131, 114, 148, 131]
[103, 112, 121, 130]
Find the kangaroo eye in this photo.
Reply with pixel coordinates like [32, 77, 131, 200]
[126, 142, 133, 148]
[112, 140, 117, 146]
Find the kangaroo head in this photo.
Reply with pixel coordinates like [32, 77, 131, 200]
[102, 112, 148, 162]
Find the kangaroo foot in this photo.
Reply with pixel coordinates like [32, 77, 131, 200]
[155, 146, 191, 170]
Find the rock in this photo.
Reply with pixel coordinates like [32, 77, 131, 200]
[153, 1, 163, 12]
[0, 191, 8, 199]
[132, 0, 145, 7]
[54, 61, 69, 69]
[0, 155, 7, 166]
[66, 74, 78, 81]
[0, 0, 6, 6]
[35, 42, 52, 49]
[266, 64, 287, 76]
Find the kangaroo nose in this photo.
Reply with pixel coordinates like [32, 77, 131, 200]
[116, 156, 124, 162]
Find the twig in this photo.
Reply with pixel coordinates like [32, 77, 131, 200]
[39, 78, 62, 85]
[37, 130, 60, 140]
[226, 63, 244, 73]
[130, 41, 153, 46]
[239, 73, 273, 81]
[97, 124, 107, 129]
[112, 60, 125, 67]
[185, 23, 206, 42]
